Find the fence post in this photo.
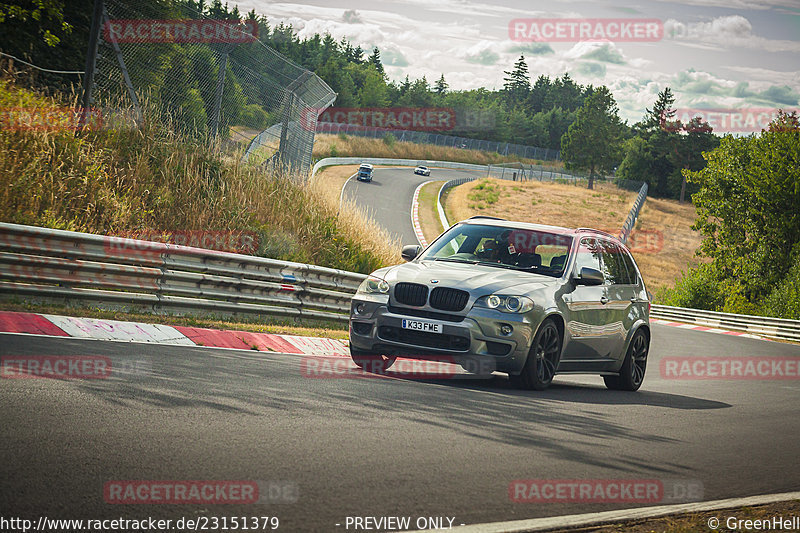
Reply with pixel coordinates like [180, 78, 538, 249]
[78, 0, 104, 130]
[211, 44, 237, 141]
[101, 7, 142, 124]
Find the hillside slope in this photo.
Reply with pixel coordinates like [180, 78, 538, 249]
[444, 178, 702, 291]
[0, 80, 398, 273]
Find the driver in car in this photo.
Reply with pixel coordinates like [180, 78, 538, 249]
[478, 239, 501, 261]
[477, 231, 514, 263]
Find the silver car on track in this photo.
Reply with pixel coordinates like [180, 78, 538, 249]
[348, 217, 651, 390]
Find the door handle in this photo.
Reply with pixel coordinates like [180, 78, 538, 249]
[600, 296, 609, 305]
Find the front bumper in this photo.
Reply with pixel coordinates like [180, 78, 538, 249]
[348, 298, 536, 374]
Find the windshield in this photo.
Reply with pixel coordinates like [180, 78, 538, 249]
[420, 223, 572, 277]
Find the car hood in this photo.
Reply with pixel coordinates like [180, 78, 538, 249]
[377, 260, 557, 294]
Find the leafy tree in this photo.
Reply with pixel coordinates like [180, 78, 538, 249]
[560, 87, 623, 189]
[688, 111, 800, 304]
[527, 75, 551, 113]
[545, 73, 583, 112]
[358, 68, 388, 106]
[397, 76, 431, 107]
[0, 0, 72, 46]
[619, 87, 712, 199]
[670, 116, 719, 202]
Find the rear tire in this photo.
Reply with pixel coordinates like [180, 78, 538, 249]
[511, 319, 561, 391]
[350, 347, 396, 373]
[604, 329, 649, 391]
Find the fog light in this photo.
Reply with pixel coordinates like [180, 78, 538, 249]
[500, 324, 513, 336]
[355, 303, 365, 314]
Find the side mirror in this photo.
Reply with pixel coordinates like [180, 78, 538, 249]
[575, 266, 604, 286]
[401, 244, 422, 262]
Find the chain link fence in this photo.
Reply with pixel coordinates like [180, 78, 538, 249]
[92, 0, 335, 177]
[316, 122, 562, 162]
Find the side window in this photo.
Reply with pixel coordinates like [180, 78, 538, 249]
[620, 248, 639, 285]
[573, 238, 602, 277]
[600, 241, 629, 285]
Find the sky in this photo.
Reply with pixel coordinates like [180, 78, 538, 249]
[236, 0, 800, 125]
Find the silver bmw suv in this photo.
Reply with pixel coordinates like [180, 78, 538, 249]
[349, 217, 651, 391]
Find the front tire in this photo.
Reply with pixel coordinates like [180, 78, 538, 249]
[511, 319, 561, 390]
[350, 347, 396, 373]
[604, 329, 649, 391]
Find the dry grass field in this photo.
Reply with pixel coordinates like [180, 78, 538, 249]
[313, 133, 560, 167]
[443, 178, 703, 291]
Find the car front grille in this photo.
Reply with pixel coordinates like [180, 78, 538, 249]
[378, 326, 470, 351]
[429, 287, 470, 312]
[394, 282, 428, 307]
[387, 306, 465, 322]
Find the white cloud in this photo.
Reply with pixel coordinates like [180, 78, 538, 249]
[664, 15, 800, 53]
[563, 42, 626, 64]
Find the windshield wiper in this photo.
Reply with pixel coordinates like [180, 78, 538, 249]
[432, 257, 477, 264]
[476, 262, 559, 276]
[476, 262, 520, 270]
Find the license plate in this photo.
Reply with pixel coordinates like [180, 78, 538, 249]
[401, 319, 442, 334]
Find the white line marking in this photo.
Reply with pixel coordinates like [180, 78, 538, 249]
[411, 180, 435, 247]
[338, 172, 358, 212]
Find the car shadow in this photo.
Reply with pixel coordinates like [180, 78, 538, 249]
[400, 374, 731, 411]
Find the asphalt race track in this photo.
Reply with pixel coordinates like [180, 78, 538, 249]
[3, 168, 800, 531]
[341, 167, 485, 244]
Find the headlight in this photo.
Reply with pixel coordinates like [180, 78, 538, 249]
[357, 275, 390, 295]
[475, 294, 534, 314]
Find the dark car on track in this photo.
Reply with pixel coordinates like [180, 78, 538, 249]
[349, 217, 651, 391]
[357, 163, 373, 182]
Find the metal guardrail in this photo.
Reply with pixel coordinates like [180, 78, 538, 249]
[313, 157, 494, 178]
[312, 157, 587, 181]
[651, 304, 800, 343]
[619, 182, 648, 244]
[436, 177, 476, 230]
[316, 121, 561, 161]
[0, 223, 366, 324]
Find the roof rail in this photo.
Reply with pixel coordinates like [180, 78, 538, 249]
[467, 216, 506, 221]
[576, 228, 617, 238]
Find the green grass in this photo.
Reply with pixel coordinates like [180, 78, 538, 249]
[468, 179, 500, 207]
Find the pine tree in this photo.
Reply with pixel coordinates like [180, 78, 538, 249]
[640, 87, 676, 134]
[502, 54, 530, 108]
[560, 87, 623, 189]
[435, 74, 449, 94]
[368, 46, 384, 75]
